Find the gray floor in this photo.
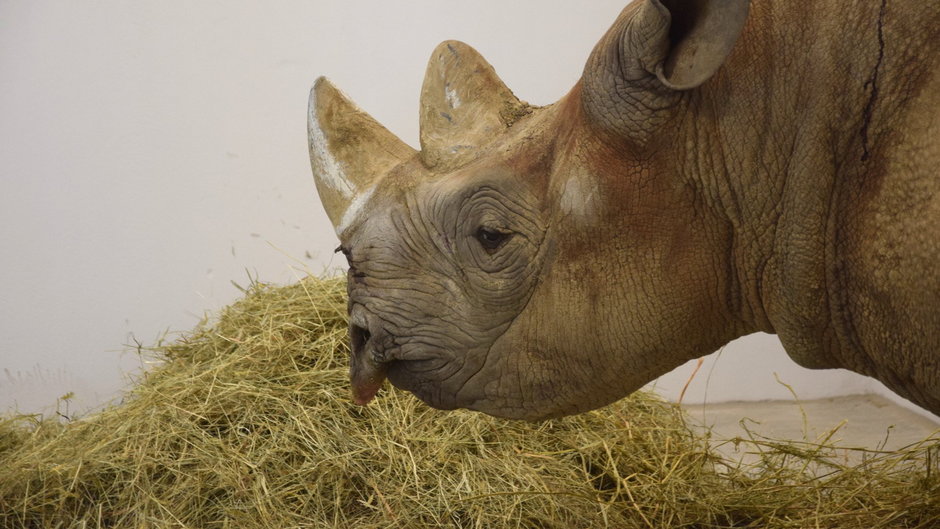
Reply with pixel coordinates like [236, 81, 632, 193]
[682, 394, 939, 462]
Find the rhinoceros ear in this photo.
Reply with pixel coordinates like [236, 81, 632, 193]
[581, 0, 749, 139]
[583, 0, 748, 137]
[419, 41, 530, 171]
[654, 0, 750, 89]
[608, 0, 750, 90]
[308, 77, 415, 232]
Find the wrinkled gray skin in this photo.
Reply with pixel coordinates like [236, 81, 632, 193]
[313, 0, 940, 420]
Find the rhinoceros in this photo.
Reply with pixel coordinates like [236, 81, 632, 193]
[308, 0, 940, 420]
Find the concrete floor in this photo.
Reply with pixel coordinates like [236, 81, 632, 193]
[682, 394, 940, 462]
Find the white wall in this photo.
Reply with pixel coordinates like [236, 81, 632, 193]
[0, 1, 902, 417]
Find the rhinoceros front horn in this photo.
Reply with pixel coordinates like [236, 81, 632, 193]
[419, 40, 530, 171]
[308, 77, 415, 233]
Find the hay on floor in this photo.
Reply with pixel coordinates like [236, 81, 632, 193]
[1, 276, 938, 528]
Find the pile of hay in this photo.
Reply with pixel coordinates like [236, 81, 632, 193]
[1, 276, 938, 528]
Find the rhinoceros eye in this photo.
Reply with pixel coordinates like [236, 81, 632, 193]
[475, 226, 511, 253]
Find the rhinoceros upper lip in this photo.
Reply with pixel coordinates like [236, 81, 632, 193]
[349, 352, 388, 405]
[348, 316, 390, 405]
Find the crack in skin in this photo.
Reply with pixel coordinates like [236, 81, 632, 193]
[860, 0, 888, 162]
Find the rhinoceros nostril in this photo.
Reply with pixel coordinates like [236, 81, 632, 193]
[350, 323, 371, 355]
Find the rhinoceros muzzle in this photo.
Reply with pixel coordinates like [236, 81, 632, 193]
[348, 317, 390, 406]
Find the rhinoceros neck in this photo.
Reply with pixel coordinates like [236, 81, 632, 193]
[682, 0, 940, 374]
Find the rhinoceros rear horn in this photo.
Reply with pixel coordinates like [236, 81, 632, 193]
[308, 77, 415, 232]
[419, 41, 530, 171]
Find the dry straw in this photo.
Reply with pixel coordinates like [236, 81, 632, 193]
[1, 276, 938, 528]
